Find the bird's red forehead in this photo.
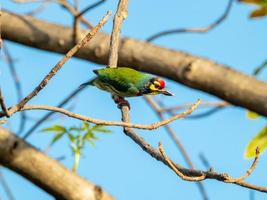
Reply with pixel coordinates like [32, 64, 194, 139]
[158, 79, 165, 88]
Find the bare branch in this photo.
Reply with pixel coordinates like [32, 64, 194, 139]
[225, 147, 260, 183]
[159, 142, 206, 181]
[25, 1, 50, 16]
[57, 0, 93, 28]
[0, 100, 200, 130]
[7, 11, 111, 115]
[144, 96, 209, 200]
[159, 101, 229, 113]
[0, 169, 15, 200]
[11, 0, 45, 3]
[3, 11, 267, 117]
[121, 119, 267, 192]
[147, 0, 234, 42]
[199, 153, 212, 170]
[108, 0, 128, 67]
[3, 44, 27, 133]
[23, 85, 87, 139]
[0, 89, 10, 117]
[76, 0, 107, 19]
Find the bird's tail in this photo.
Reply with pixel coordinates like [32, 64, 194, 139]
[79, 78, 96, 88]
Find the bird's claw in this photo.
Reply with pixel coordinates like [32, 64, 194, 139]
[117, 100, 130, 109]
[112, 96, 131, 110]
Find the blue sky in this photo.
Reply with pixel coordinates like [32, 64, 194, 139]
[1, 0, 267, 199]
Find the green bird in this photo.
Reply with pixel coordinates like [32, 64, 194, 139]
[81, 67, 173, 107]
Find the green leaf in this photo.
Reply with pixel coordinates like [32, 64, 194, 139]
[91, 125, 111, 133]
[87, 139, 96, 147]
[84, 130, 98, 140]
[82, 121, 90, 130]
[69, 126, 82, 132]
[50, 132, 65, 146]
[246, 111, 261, 119]
[42, 125, 66, 133]
[245, 126, 267, 158]
[67, 133, 75, 143]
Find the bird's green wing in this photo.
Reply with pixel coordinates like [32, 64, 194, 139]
[93, 67, 150, 94]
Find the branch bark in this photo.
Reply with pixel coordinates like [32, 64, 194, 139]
[2, 10, 267, 116]
[0, 127, 114, 200]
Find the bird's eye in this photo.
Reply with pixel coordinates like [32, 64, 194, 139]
[153, 81, 161, 89]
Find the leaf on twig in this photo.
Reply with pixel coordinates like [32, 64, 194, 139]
[41, 122, 110, 172]
[246, 111, 261, 119]
[51, 132, 65, 146]
[41, 124, 66, 133]
[245, 126, 267, 158]
[91, 125, 112, 133]
[239, 0, 267, 18]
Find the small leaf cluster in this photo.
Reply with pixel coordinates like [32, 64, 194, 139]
[239, 0, 267, 18]
[244, 62, 267, 158]
[42, 122, 111, 172]
[245, 111, 267, 158]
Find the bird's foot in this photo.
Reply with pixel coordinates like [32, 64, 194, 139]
[112, 95, 130, 110]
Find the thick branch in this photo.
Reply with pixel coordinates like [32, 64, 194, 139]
[2, 10, 267, 116]
[0, 128, 114, 200]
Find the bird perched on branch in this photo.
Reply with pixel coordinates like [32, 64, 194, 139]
[80, 67, 173, 108]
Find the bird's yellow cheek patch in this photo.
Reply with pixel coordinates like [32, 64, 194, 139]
[149, 84, 157, 91]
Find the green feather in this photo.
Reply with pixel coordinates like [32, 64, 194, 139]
[91, 67, 152, 97]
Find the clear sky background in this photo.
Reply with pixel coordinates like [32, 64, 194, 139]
[1, 0, 267, 199]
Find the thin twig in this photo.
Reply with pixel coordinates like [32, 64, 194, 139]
[199, 153, 212, 170]
[144, 96, 195, 167]
[225, 147, 260, 183]
[146, 0, 234, 42]
[7, 11, 111, 116]
[0, 169, 15, 200]
[0, 89, 10, 117]
[144, 96, 209, 200]
[158, 100, 229, 120]
[159, 101, 229, 113]
[121, 119, 267, 192]
[106, 0, 265, 194]
[57, 0, 93, 28]
[23, 84, 87, 139]
[76, 0, 107, 19]
[0, 100, 200, 130]
[11, 0, 45, 3]
[72, 0, 80, 44]
[26, 0, 50, 16]
[159, 142, 206, 181]
[108, 0, 128, 68]
[3, 45, 26, 133]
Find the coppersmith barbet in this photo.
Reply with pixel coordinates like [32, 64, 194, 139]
[81, 67, 173, 108]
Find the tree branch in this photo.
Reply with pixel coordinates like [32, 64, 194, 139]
[3, 44, 27, 133]
[146, 0, 234, 42]
[0, 127, 114, 200]
[2, 10, 267, 116]
[6, 10, 111, 116]
[144, 96, 209, 200]
[23, 84, 87, 139]
[0, 101, 200, 130]
[0, 89, 10, 117]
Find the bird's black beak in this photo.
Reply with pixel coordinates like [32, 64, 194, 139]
[159, 89, 174, 96]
